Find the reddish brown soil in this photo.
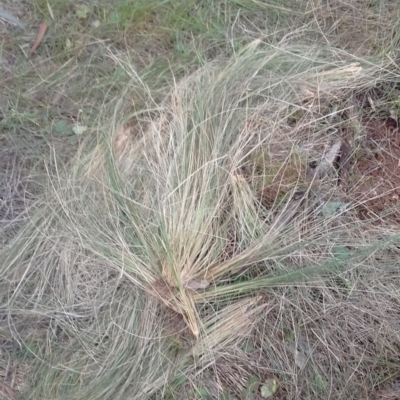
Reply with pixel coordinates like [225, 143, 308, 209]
[351, 119, 400, 223]
[258, 117, 400, 225]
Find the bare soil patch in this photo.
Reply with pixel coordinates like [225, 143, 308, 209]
[350, 118, 400, 223]
[258, 114, 400, 229]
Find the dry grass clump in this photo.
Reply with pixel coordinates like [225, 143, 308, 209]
[1, 40, 400, 399]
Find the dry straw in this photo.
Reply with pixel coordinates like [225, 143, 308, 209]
[1, 40, 400, 399]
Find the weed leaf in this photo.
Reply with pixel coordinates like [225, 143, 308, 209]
[260, 379, 278, 398]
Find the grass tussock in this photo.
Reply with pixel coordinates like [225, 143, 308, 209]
[1, 0, 400, 398]
[1, 37, 400, 399]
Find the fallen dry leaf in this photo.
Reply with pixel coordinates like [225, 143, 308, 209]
[29, 22, 48, 56]
[185, 278, 209, 290]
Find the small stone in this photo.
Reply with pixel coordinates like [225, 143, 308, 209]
[91, 20, 101, 28]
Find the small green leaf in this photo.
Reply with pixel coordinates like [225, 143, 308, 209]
[332, 246, 350, 260]
[53, 119, 70, 135]
[72, 125, 88, 135]
[322, 201, 348, 217]
[196, 387, 210, 399]
[312, 374, 328, 392]
[260, 379, 278, 398]
[242, 340, 254, 354]
[284, 330, 294, 342]
[241, 375, 260, 400]
[112, 67, 127, 82]
[172, 374, 187, 388]
[108, 11, 120, 23]
[76, 5, 90, 19]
